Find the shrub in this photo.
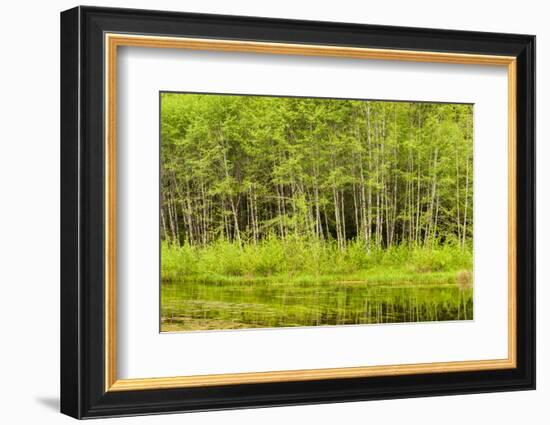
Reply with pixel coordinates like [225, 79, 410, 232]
[161, 237, 473, 281]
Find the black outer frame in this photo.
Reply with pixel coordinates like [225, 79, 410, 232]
[60, 5, 535, 419]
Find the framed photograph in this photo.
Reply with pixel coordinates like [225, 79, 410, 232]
[60, 6, 535, 419]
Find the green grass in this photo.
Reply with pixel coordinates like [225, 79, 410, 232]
[161, 237, 473, 331]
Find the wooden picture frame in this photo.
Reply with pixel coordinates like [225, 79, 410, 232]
[61, 5, 535, 419]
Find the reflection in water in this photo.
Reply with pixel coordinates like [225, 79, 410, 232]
[161, 279, 473, 332]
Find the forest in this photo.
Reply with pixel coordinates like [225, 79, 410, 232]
[160, 93, 474, 332]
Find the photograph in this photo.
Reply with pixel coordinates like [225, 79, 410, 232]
[160, 93, 474, 332]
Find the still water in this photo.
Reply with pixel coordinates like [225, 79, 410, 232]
[161, 279, 473, 332]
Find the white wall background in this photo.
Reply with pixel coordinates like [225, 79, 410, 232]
[0, 0, 545, 423]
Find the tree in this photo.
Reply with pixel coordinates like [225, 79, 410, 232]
[160, 93, 473, 250]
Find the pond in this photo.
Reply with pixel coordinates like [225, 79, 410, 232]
[161, 279, 473, 332]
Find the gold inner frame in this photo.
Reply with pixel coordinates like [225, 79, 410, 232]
[104, 33, 517, 392]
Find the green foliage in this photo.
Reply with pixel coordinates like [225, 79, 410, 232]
[160, 93, 473, 249]
[159, 93, 475, 331]
[161, 238, 472, 282]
